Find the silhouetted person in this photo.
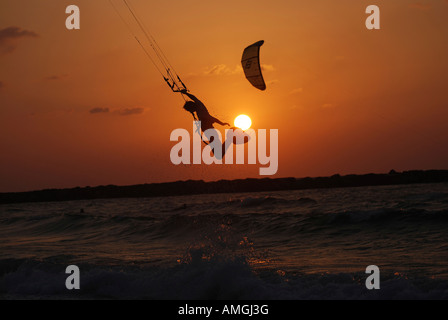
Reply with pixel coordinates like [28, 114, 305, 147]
[182, 90, 230, 131]
[182, 90, 231, 158]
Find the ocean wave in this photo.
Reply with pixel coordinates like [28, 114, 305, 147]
[2, 207, 447, 249]
[223, 196, 317, 208]
[404, 192, 448, 202]
[2, 184, 448, 300]
[1, 258, 447, 300]
[325, 208, 448, 224]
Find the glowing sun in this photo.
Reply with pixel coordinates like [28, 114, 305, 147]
[234, 114, 252, 131]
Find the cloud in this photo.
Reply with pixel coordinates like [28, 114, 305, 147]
[261, 64, 276, 72]
[90, 107, 110, 114]
[45, 74, 69, 81]
[0, 26, 39, 55]
[90, 107, 147, 116]
[322, 103, 336, 109]
[115, 107, 145, 116]
[200, 63, 276, 78]
[204, 64, 242, 76]
[290, 88, 303, 95]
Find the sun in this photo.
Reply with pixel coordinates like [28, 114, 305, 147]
[234, 114, 252, 131]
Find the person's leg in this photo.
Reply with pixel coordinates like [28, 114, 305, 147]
[204, 129, 224, 160]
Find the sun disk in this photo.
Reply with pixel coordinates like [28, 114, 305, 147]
[234, 114, 252, 131]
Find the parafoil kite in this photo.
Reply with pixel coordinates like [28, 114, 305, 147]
[241, 40, 266, 91]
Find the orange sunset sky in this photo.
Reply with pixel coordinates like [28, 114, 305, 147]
[1, 0, 447, 192]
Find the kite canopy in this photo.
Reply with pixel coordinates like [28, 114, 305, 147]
[241, 40, 266, 91]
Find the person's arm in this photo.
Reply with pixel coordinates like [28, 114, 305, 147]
[181, 90, 200, 103]
[212, 116, 230, 127]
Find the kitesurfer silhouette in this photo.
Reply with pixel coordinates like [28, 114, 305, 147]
[181, 89, 232, 159]
[181, 90, 230, 131]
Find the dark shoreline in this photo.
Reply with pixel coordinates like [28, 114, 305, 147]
[1, 169, 448, 205]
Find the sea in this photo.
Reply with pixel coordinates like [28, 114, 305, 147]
[1, 182, 448, 300]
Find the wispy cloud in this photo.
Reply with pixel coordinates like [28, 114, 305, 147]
[0, 26, 39, 55]
[89, 107, 147, 116]
[90, 107, 110, 114]
[290, 88, 303, 95]
[115, 107, 145, 116]
[204, 64, 242, 76]
[261, 64, 276, 72]
[202, 63, 276, 77]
